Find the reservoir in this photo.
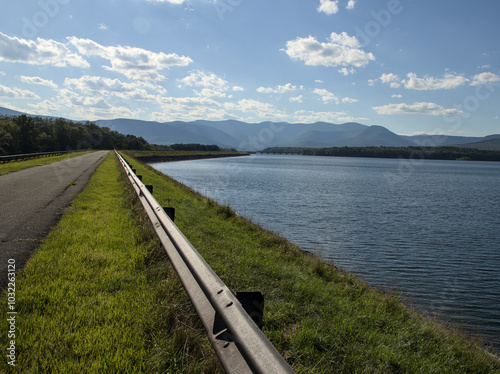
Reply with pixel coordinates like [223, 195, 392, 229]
[151, 154, 500, 352]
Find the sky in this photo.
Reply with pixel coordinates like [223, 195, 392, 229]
[0, 0, 499, 137]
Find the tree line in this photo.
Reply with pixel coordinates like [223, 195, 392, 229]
[261, 146, 500, 161]
[0, 115, 152, 155]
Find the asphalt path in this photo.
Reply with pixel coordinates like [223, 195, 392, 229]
[0, 151, 109, 290]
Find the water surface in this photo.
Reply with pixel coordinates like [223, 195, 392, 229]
[152, 154, 500, 352]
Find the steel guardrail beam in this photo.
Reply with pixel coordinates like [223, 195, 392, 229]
[115, 151, 295, 374]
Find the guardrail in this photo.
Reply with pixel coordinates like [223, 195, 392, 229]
[115, 151, 295, 374]
[0, 150, 79, 163]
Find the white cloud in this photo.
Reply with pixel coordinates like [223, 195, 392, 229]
[391, 94, 403, 98]
[380, 73, 401, 88]
[285, 32, 375, 71]
[0, 84, 40, 99]
[290, 95, 304, 103]
[225, 99, 286, 119]
[232, 85, 244, 92]
[28, 99, 61, 115]
[346, 0, 356, 9]
[293, 109, 367, 123]
[20, 76, 57, 89]
[69, 37, 192, 81]
[315, 80, 324, 83]
[342, 97, 358, 103]
[99, 23, 109, 31]
[318, 0, 339, 15]
[372, 102, 462, 116]
[180, 70, 228, 89]
[313, 88, 339, 104]
[152, 96, 227, 122]
[64, 75, 166, 101]
[403, 72, 469, 90]
[58, 88, 143, 120]
[470, 72, 500, 86]
[147, 0, 186, 4]
[256, 83, 297, 94]
[0, 32, 89, 68]
[194, 88, 227, 98]
[338, 67, 356, 76]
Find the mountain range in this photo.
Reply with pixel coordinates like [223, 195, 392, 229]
[2, 106, 499, 151]
[94, 118, 500, 151]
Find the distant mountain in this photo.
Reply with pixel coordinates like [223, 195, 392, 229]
[0, 107, 26, 117]
[1, 105, 499, 151]
[452, 135, 500, 151]
[95, 118, 416, 150]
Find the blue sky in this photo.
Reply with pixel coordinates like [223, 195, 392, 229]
[0, 0, 499, 136]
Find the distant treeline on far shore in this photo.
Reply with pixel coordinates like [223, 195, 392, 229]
[261, 146, 500, 162]
[0, 114, 235, 155]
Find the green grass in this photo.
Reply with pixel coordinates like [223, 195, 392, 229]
[0, 151, 95, 176]
[0, 151, 498, 373]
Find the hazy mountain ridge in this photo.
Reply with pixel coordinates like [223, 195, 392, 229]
[1, 106, 499, 151]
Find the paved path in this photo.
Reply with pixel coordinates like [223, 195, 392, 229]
[0, 151, 109, 289]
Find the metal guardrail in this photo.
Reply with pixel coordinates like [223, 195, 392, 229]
[115, 151, 295, 374]
[0, 150, 78, 163]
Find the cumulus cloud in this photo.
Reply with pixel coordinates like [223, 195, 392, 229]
[313, 88, 339, 104]
[380, 73, 401, 88]
[346, 0, 356, 9]
[470, 72, 500, 86]
[293, 110, 367, 123]
[342, 97, 358, 103]
[0, 32, 89, 68]
[20, 76, 58, 89]
[256, 83, 297, 94]
[377, 72, 471, 90]
[225, 99, 286, 119]
[68, 37, 192, 81]
[285, 32, 375, 71]
[403, 72, 469, 90]
[147, 0, 186, 4]
[64, 75, 166, 101]
[0, 84, 40, 99]
[232, 85, 244, 92]
[180, 70, 228, 90]
[372, 102, 462, 116]
[290, 95, 304, 103]
[317, 0, 339, 15]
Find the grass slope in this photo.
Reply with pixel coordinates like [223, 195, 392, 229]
[0, 151, 95, 176]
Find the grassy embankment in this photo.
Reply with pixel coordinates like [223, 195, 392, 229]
[0, 151, 498, 373]
[0, 151, 95, 176]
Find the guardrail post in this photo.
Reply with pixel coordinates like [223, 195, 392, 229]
[163, 207, 175, 222]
